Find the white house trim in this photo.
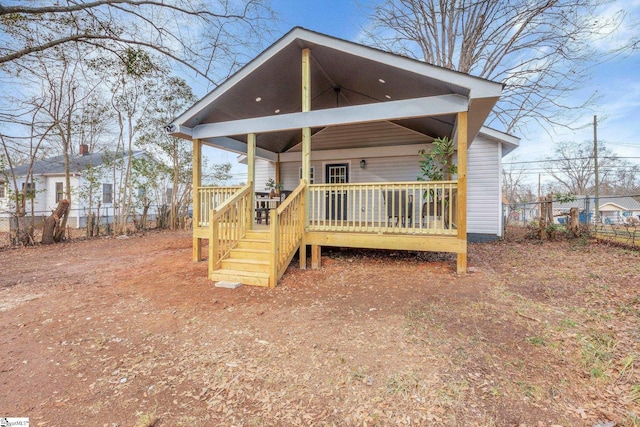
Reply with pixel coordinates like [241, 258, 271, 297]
[191, 94, 468, 140]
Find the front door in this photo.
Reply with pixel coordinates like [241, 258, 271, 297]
[325, 163, 348, 220]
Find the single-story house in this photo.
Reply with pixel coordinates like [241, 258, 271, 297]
[0, 146, 164, 231]
[168, 27, 519, 287]
[554, 195, 640, 224]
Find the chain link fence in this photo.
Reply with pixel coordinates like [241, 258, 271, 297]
[0, 204, 190, 247]
[504, 194, 640, 249]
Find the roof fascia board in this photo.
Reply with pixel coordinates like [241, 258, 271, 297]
[202, 137, 278, 162]
[599, 202, 626, 210]
[478, 126, 520, 156]
[193, 94, 468, 140]
[169, 124, 193, 140]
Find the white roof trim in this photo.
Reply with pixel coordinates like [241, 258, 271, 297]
[479, 126, 520, 156]
[192, 94, 468, 140]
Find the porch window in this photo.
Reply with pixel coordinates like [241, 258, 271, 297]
[0, 181, 5, 199]
[55, 182, 64, 202]
[102, 183, 113, 204]
[299, 166, 315, 184]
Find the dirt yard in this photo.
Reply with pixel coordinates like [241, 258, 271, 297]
[0, 229, 638, 426]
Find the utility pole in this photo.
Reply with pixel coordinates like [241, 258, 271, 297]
[593, 115, 599, 225]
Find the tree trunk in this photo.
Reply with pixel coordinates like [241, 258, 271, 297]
[42, 200, 70, 245]
[569, 207, 579, 236]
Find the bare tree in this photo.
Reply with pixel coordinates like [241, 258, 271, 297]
[502, 161, 534, 204]
[32, 49, 104, 240]
[543, 140, 631, 195]
[363, 0, 633, 133]
[0, 100, 54, 245]
[136, 75, 196, 229]
[0, 0, 275, 86]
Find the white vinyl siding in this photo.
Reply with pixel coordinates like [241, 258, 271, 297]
[259, 132, 505, 239]
[467, 136, 501, 236]
[254, 158, 276, 193]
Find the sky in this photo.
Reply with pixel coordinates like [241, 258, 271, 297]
[210, 0, 640, 188]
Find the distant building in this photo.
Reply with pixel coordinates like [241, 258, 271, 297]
[554, 195, 640, 224]
[0, 145, 167, 231]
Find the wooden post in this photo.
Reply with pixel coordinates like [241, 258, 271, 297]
[301, 47, 312, 261]
[208, 209, 218, 279]
[247, 133, 256, 230]
[299, 179, 307, 270]
[311, 245, 321, 269]
[275, 154, 281, 190]
[301, 48, 311, 205]
[192, 139, 202, 261]
[269, 209, 279, 288]
[456, 111, 468, 274]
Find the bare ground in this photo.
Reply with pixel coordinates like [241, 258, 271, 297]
[0, 229, 638, 426]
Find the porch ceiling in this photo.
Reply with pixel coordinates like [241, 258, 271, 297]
[171, 28, 502, 155]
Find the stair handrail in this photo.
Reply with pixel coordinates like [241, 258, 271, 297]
[269, 180, 306, 287]
[209, 182, 252, 273]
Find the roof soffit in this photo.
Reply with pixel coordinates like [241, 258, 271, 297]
[173, 28, 503, 152]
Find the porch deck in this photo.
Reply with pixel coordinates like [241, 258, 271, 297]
[192, 181, 466, 286]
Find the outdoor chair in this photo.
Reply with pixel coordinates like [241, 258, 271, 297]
[384, 190, 412, 227]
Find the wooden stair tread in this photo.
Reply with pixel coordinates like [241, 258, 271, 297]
[212, 269, 269, 278]
[231, 247, 269, 253]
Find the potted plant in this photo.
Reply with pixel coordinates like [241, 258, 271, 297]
[265, 178, 283, 198]
[417, 136, 457, 224]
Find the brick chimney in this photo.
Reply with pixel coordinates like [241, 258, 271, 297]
[79, 144, 89, 156]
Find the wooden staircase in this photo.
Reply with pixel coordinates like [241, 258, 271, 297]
[209, 229, 272, 287]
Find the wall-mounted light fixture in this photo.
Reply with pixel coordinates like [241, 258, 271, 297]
[360, 159, 366, 169]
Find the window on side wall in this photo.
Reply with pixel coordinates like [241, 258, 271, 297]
[22, 182, 36, 198]
[0, 181, 5, 199]
[298, 166, 315, 184]
[55, 182, 64, 202]
[102, 183, 113, 204]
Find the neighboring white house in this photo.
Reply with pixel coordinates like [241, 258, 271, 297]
[0, 146, 167, 232]
[554, 195, 640, 225]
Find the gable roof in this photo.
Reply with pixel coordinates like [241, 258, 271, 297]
[7, 151, 147, 177]
[555, 196, 640, 212]
[170, 27, 504, 155]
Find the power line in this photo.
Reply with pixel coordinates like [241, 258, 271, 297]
[504, 156, 640, 165]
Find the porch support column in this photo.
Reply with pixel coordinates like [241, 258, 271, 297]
[456, 111, 468, 274]
[247, 132, 256, 230]
[192, 138, 203, 261]
[301, 47, 311, 269]
[275, 154, 281, 190]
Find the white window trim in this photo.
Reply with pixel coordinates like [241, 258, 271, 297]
[322, 160, 351, 184]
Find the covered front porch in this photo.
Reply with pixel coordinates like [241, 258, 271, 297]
[170, 28, 503, 286]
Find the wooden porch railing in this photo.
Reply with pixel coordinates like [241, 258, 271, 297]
[307, 181, 457, 235]
[197, 185, 243, 227]
[208, 184, 252, 272]
[269, 180, 306, 287]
